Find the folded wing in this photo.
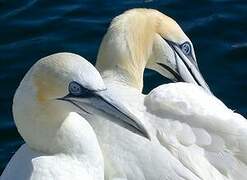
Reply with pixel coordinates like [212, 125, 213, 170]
[145, 82, 247, 180]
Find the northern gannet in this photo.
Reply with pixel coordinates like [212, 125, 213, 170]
[0, 52, 150, 180]
[96, 8, 247, 180]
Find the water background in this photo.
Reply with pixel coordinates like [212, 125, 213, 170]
[0, 0, 246, 174]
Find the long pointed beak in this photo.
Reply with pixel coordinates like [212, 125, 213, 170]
[61, 89, 151, 140]
[158, 40, 212, 94]
[172, 45, 212, 94]
[94, 91, 150, 140]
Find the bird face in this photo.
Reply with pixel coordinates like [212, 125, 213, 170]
[148, 14, 211, 94]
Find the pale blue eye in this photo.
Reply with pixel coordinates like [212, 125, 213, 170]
[69, 81, 82, 96]
[181, 42, 191, 55]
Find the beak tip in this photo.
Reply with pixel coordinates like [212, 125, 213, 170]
[146, 134, 152, 141]
[140, 127, 151, 141]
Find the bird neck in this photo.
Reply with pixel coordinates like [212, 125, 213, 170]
[49, 112, 104, 171]
[48, 111, 102, 157]
[96, 9, 185, 92]
[96, 9, 159, 92]
[13, 92, 103, 166]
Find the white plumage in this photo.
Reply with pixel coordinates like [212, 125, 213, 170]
[1, 113, 103, 180]
[2, 8, 246, 180]
[146, 82, 247, 180]
[96, 8, 247, 180]
[1, 53, 105, 180]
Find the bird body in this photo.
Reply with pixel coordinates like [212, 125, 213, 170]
[96, 8, 247, 180]
[102, 79, 247, 180]
[84, 80, 201, 180]
[146, 82, 247, 180]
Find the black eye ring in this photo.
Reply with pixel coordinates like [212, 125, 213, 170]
[69, 81, 82, 96]
[181, 42, 191, 55]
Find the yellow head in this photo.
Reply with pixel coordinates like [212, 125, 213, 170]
[13, 52, 150, 153]
[96, 8, 211, 93]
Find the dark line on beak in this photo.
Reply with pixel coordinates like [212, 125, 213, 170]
[175, 51, 203, 87]
[157, 63, 185, 82]
[95, 94, 151, 140]
[57, 98, 92, 115]
[58, 92, 150, 140]
[68, 100, 92, 115]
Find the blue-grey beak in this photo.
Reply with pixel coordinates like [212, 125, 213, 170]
[160, 39, 212, 94]
[59, 88, 150, 140]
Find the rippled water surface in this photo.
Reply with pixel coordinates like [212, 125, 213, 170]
[0, 0, 246, 173]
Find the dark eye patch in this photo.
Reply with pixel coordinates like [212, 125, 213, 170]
[162, 38, 198, 69]
[180, 42, 191, 56]
[68, 81, 93, 97]
[179, 41, 199, 68]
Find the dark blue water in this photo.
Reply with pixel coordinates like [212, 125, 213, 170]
[0, 0, 246, 174]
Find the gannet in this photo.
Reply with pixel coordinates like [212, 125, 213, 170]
[0, 52, 150, 180]
[96, 8, 247, 179]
